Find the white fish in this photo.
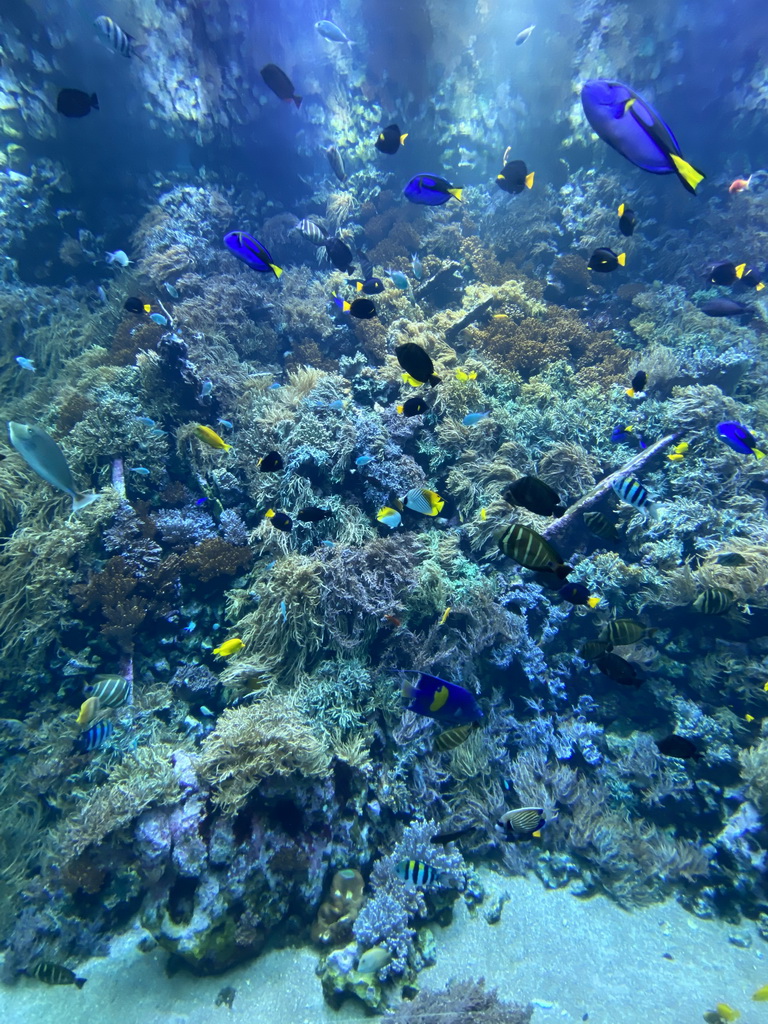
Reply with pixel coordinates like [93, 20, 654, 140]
[8, 422, 100, 511]
[314, 19, 353, 45]
[106, 249, 131, 267]
[515, 25, 535, 45]
[357, 946, 393, 975]
[97, 285, 108, 303]
[15, 356, 35, 372]
[94, 15, 142, 59]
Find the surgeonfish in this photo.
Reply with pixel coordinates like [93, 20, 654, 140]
[194, 424, 231, 451]
[599, 618, 654, 646]
[296, 219, 327, 245]
[395, 342, 441, 385]
[400, 670, 484, 725]
[403, 174, 463, 206]
[626, 370, 646, 398]
[699, 297, 752, 318]
[397, 396, 429, 417]
[752, 985, 768, 1001]
[612, 476, 656, 516]
[588, 247, 625, 272]
[716, 421, 765, 458]
[395, 859, 444, 886]
[503, 476, 564, 517]
[496, 807, 545, 841]
[8, 422, 99, 512]
[463, 412, 489, 426]
[149, 313, 167, 325]
[213, 638, 244, 657]
[260, 63, 302, 107]
[455, 368, 477, 381]
[558, 583, 601, 608]
[30, 962, 86, 988]
[692, 588, 732, 615]
[388, 269, 410, 290]
[124, 297, 150, 314]
[580, 640, 613, 661]
[323, 237, 355, 273]
[333, 294, 376, 319]
[434, 722, 478, 752]
[735, 263, 764, 291]
[296, 506, 333, 523]
[265, 509, 292, 532]
[713, 1005, 740, 1023]
[223, 232, 283, 278]
[347, 277, 385, 294]
[326, 145, 346, 182]
[74, 719, 113, 753]
[258, 450, 284, 472]
[106, 249, 131, 266]
[84, 675, 130, 708]
[375, 123, 408, 155]
[496, 523, 572, 578]
[315, 19, 353, 44]
[497, 159, 534, 194]
[595, 652, 641, 687]
[411, 252, 423, 280]
[583, 511, 619, 542]
[580, 79, 705, 194]
[709, 260, 738, 286]
[376, 506, 402, 529]
[617, 203, 636, 236]
[57, 89, 98, 118]
[402, 487, 445, 516]
[656, 734, 700, 759]
[94, 15, 141, 58]
[76, 696, 101, 727]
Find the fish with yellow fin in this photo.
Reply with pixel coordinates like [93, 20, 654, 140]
[714, 1004, 740, 1022]
[194, 425, 231, 451]
[213, 638, 244, 657]
[668, 441, 689, 462]
[76, 696, 101, 727]
[752, 985, 768, 1001]
[439, 607, 451, 626]
[455, 368, 477, 381]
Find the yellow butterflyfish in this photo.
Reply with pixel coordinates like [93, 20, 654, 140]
[745, 714, 755, 723]
[479, 508, 488, 521]
[213, 638, 244, 657]
[194, 424, 231, 451]
[76, 695, 101, 727]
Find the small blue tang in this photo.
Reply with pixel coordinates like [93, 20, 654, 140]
[15, 356, 35, 372]
[200, 379, 213, 397]
[355, 455, 374, 466]
[223, 231, 283, 279]
[196, 497, 208, 506]
[129, 466, 151, 475]
[268, 382, 282, 390]
[150, 428, 167, 437]
[328, 399, 346, 411]
[717, 421, 765, 459]
[135, 415, 156, 427]
[218, 418, 233, 430]
[400, 670, 483, 725]
[150, 313, 168, 325]
[403, 174, 463, 206]
[280, 600, 288, 623]
[463, 412, 489, 426]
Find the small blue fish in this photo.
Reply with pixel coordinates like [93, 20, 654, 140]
[150, 428, 167, 437]
[355, 455, 374, 466]
[129, 467, 151, 475]
[164, 282, 179, 298]
[717, 421, 765, 459]
[388, 269, 409, 290]
[200, 379, 213, 397]
[411, 253, 423, 280]
[196, 497, 208, 506]
[400, 670, 484, 725]
[315, 19, 353, 44]
[218, 419, 233, 430]
[150, 313, 168, 326]
[135, 416, 156, 427]
[463, 412, 489, 426]
[75, 719, 114, 753]
[610, 423, 646, 448]
[279, 600, 288, 623]
[97, 285, 108, 303]
[328, 399, 346, 411]
[183, 620, 197, 633]
[223, 232, 283, 278]
[268, 382, 282, 390]
[320, 539, 335, 547]
[403, 174, 463, 206]
[15, 356, 35, 372]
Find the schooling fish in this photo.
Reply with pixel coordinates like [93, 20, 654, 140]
[260, 63, 301, 107]
[588, 247, 626, 272]
[580, 79, 705, 194]
[709, 260, 737, 286]
[626, 370, 646, 398]
[497, 159, 534, 195]
[296, 506, 333, 522]
[692, 588, 732, 614]
[8, 422, 99, 512]
[74, 719, 113, 753]
[376, 506, 402, 529]
[400, 670, 484, 725]
[717, 421, 765, 458]
[600, 618, 654, 646]
[497, 523, 572, 578]
[496, 807, 544, 841]
[395, 859, 444, 886]
[296, 219, 327, 245]
[583, 510, 619, 541]
[326, 145, 346, 182]
[323, 237, 355, 273]
[595, 651, 641, 687]
[699, 298, 752, 318]
[514, 24, 535, 45]
[57, 88, 98, 118]
[403, 174, 463, 206]
[194, 424, 231, 451]
[94, 15, 141, 58]
[315, 19, 353, 44]
[617, 203, 636, 236]
[333, 294, 376, 319]
[375, 123, 408, 155]
[30, 962, 86, 988]
[258, 450, 284, 472]
[559, 582, 600, 608]
[612, 476, 656, 515]
[395, 342, 441, 385]
[84, 675, 130, 708]
[656, 734, 700, 760]
[266, 508, 292, 532]
[503, 476, 564, 517]
[735, 262, 765, 291]
[402, 487, 445, 516]
[397, 396, 429, 417]
[224, 232, 283, 278]
[213, 638, 244, 657]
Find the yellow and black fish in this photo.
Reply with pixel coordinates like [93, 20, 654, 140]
[375, 123, 408, 155]
[496, 807, 545, 841]
[588, 247, 626, 272]
[692, 588, 732, 614]
[395, 859, 443, 885]
[617, 203, 636, 237]
[397, 396, 429, 417]
[496, 523, 572, 579]
[265, 509, 292, 532]
[258, 450, 284, 473]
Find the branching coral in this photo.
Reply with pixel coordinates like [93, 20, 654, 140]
[386, 979, 533, 1024]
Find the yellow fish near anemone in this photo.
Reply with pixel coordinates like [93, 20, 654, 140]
[213, 638, 244, 657]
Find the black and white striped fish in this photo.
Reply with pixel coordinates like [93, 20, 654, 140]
[395, 858, 443, 886]
[611, 475, 656, 517]
[94, 15, 142, 59]
[83, 674, 131, 708]
[296, 219, 327, 245]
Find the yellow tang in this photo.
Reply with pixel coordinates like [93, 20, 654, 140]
[194, 424, 231, 451]
[76, 695, 101, 727]
[213, 638, 244, 657]
[752, 984, 768, 1001]
[667, 453, 685, 462]
[455, 368, 477, 381]
[715, 1004, 740, 1022]
[429, 685, 450, 713]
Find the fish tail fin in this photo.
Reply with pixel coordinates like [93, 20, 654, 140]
[735, 263, 746, 278]
[90, 93, 99, 110]
[400, 133, 408, 145]
[587, 596, 602, 609]
[618, 203, 625, 216]
[448, 187, 463, 201]
[396, 405, 404, 414]
[670, 153, 705, 194]
[293, 95, 302, 108]
[754, 448, 766, 460]
[75, 978, 87, 989]
[531, 830, 542, 838]
[525, 171, 534, 189]
[270, 264, 283, 278]
[356, 281, 363, 291]
[617, 252, 626, 266]
[556, 564, 573, 580]
[625, 388, 635, 397]
[73, 491, 101, 512]
[265, 508, 276, 518]
[757, 281, 766, 291]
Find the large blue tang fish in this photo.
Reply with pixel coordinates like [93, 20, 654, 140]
[581, 79, 704, 194]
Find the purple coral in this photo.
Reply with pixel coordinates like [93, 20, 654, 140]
[154, 507, 217, 549]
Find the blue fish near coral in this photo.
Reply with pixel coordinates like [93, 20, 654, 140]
[223, 232, 283, 278]
[611, 423, 646, 449]
[74, 719, 113, 753]
[15, 356, 35, 372]
[463, 412, 489, 426]
[717, 421, 765, 459]
[400, 671, 483, 725]
[403, 174, 463, 206]
[581, 80, 705, 194]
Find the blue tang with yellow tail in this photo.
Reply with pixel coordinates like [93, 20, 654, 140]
[400, 670, 483, 725]
[403, 174, 463, 206]
[581, 80, 705, 194]
[224, 232, 283, 278]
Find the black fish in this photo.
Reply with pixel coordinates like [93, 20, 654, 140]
[617, 203, 636, 237]
[324, 237, 355, 273]
[580, 639, 613, 661]
[600, 618, 653, 645]
[583, 511, 619, 542]
[358, 252, 375, 281]
[397, 396, 429, 416]
[430, 826, 474, 844]
[558, 582, 597, 607]
[656, 734, 701, 760]
[595, 652, 641, 687]
[709, 260, 737, 286]
[326, 145, 346, 182]
[503, 476, 564, 517]
[260, 63, 301, 107]
[497, 159, 534, 195]
[627, 370, 646, 396]
[497, 523, 572, 578]
[699, 298, 752, 318]
[30, 962, 86, 988]
[692, 588, 732, 614]
[296, 506, 333, 522]
[395, 342, 441, 386]
[588, 247, 626, 272]
[375, 123, 408, 155]
[735, 263, 764, 291]
[346, 297, 376, 320]
[123, 296, 148, 315]
[258, 451, 284, 473]
[57, 88, 98, 118]
[347, 276, 385, 295]
[715, 551, 747, 566]
[266, 509, 292, 532]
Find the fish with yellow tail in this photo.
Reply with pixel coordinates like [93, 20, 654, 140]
[194, 424, 231, 451]
[8, 422, 100, 512]
[402, 487, 444, 516]
[753, 984, 768, 1001]
[213, 638, 244, 657]
[76, 696, 101, 727]
[455, 368, 477, 381]
[668, 441, 689, 462]
[496, 807, 545, 842]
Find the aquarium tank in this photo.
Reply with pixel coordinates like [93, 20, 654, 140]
[0, 0, 767, 1021]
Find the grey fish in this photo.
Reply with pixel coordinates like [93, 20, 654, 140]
[315, 19, 353, 45]
[84, 675, 131, 708]
[94, 15, 141, 58]
[326, 145, 346, 182]
[8, 423, 99, 512]
[599, 618, 654, 646]
[296, 218, 327, 245]
[30, 962, 86, 988]
[496, 523, 572, 578]
[515, 24, 535, 45]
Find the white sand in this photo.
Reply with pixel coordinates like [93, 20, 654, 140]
[0, 868, 761, 1023]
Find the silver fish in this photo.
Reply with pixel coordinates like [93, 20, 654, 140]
[8, 422, 99, 512]
[314, 19, 353, 45]
[296, 219, 326, 245]
[515, 24, 535, 45]
[326, 145, 346, 183]
[94, 15, 140, 58]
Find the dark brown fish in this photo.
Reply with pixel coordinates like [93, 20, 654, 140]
[30, 962, 86, 988]
[260, 64, 302, 108]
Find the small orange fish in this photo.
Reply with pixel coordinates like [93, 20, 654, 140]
[728, 176, 751, 194]
[383, 614, 401, 628]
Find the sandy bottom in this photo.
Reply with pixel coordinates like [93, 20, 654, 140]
[0, 869, 761, 1023]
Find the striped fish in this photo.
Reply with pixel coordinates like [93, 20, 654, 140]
[599, 618, 653, 646]
[496, 523, 571, 579]
[296, 219, 326, 245]
[30, 962, 86, 988]
[84, 674, 131, 708]
[583, 510, 618, 541]
[402, 488, 444, 516]
[692, 588, 732, 614]
[395, 859, 442, 886]
[74, 719, 114, 753]
[497, 807, 545, 840]
[434, 722, 476, 752]
[611, 476, 655, 515]
[94, 15, 139, 58]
